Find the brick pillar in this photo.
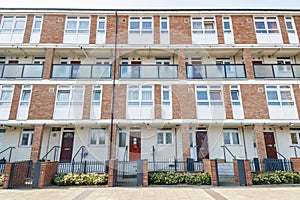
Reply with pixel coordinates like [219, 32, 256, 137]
[23, 14, 34, 43]
[216, 15, 224, 44]
[203, 159, 218, 186]
[37, 161, 58, 188]
[244, 160, 253, 186]
[108, 124, 118, 160]
[113, 49, 120, 80]
[154, 16, 160, 44]
[30, 125, 44, 162]
[223, 84, 233, 119]
[154, 84, 161, 119]
[181, 124, 190, 161]
[143, 159, 148, 186]
[233, 159, 239, 182]
[291, 158, 300, 172]
[278, 16, 289, 44]
[82, 85, 92, 119]
[177, 49, 186, 79]
[243, 48, 254, 79]
[89, 15, 97, 44]
[254, 124, 267, 161]
[43, 48, 54, 79]
[108, 160, 117, 187]
[2, 163, 12, 189]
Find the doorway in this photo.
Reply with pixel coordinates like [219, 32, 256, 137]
[60, 132, 75, 162]
[129, 131, 141, 161]
[196, 131, 209, 161]
[264, 132, 278, 159]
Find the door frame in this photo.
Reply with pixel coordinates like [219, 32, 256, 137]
[263, 131, 278, 159]
[58, 128, 75, 162]
[190, 127, 209, 161]
[129, 130, 141, 161]
[195, 130, 209, 161]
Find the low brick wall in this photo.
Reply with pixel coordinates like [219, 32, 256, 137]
[233, 159, 253, 186]
[2, 162, 12, 189]
[291, 158, 300, 172]
[108, 160, 117, 187]
[37, 161, 58, 188]
[203, 159, 218, 186]
[143, 159, 148, 186]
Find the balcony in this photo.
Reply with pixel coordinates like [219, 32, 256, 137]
[51, 64, 111, 79]
[0, 64, 43, 78]
[186, 64, 246, 79]
[254, 64, 300, 78]
[120, 64, 178, 79]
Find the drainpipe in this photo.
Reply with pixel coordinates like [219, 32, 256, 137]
[241, 126, 248, 160]
[175, 126, 178, 159]
[109, 10, 118, 160]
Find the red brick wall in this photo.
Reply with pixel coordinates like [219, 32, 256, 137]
[106, 15, 128, 44]
[28, 85, 56, 120]
[254, 124, 267, 160]
[170, 16, 192, 44]
[2, 162, 12, 189]
[203, 159, 218, 186]
[293, 84, 300, 118]
[30, 124, 44, 162]
[143, 159, 148, 186]
[293, 16, 300, 43]
[43, 48, 54, 79]
[114, 84, 126, 119]
[181, 124, 191, 161]
[37, 161, 58, 188]
[23, 14, 34, 43]
[177, 49, 186, 79]
[278, 16, 289, 44]
[291, 158, 300, 172]
[232, 15, 257, 44]
[240, 84, 269, 119]
[9, 85, 22, 120]
[89, 15, 97, 44]
[216, 15, 224, 44]
[154, 85, 161, 119]
[154, 16, 160, 44]
[101, 85, 113, 119]
[82, 85, 92, 119]
[243, 48, 254, 79]
[172, 85, 196, 119]
[223, 84, 233, 119]
[40, 15, 65, 43]
[244, 160, 253, 186]
[108, 159, 117, 187]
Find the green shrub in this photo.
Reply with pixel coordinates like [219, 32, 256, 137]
[149, 172, 211, 185]
[54, 173, 108, 186]
[0, 174, 4, 186]
[252, 171, 300, 185]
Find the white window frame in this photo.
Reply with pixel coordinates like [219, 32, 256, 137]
[157, 129, 173, 145]
[191, 17, 216, 34]
[222, 17, 233, 34]
[160, 17, 169, 34]
[230, 85, 242, 106]
[89, 128, 106, 146]
[55, 85, 84, 106]
[20, 128, 34, 147]
[223, 128, 240, 145]
[290, 129, 300, 145]
[285, 17, 297, 34]
[31, 16, 43, 34]
[254, 17, 280, 34]
[196, 85, 223, 106]
[91, 85, 102, 107]
[18, 85, 32, 108]
[127, 85, 154, 107]
[0, 15, 27, 34]
[162, 85, 171, 106]
[0, 85, 14, 105]
[64, 16, 90, 35]
[129, 17, 153, 34]
[265, 85, 295, 106]
[97, 16, 106, 34]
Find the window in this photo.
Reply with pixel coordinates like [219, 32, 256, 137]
[223, 128, 240, 145]
[119, 129, 127, 148]
[290, 129, 300, 145]
[31, 16, 43, 33]
[0, 85, 14, 120]
[129, 17, 153, 34]
[97, 17, 106, 34]
[222, 17, 232, 34]
[0, 16, 27, 43]
[89, 128, 106, 145]
[64, 16, 90, 43]
[161, 85, 172, 119]
[196, 85, 223, 106]
[266, 85, 294, 106]
[285, 17, 296, 34]
[90, 85, 102, 119]
[17, 85, 32, 120]
[192, 17, 216, 34]
[254, 17, 279, 34]
[157, 129, 172, 145]
[20, 129, 34, 147]
[160, 17, 169, 34]
[230, 85, 241, 106]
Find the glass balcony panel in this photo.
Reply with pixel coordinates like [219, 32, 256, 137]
[120, 65, 139, 78]
[292, 65, 300, 78]
[254, 65, 273, 78]
[225, 65, 246, 78]
[159, 65, 178, 78]
[206, 65, 225, 78]
[23, 65, 43, 78]
[72, 65, 91, 78]
[140, 65, 158, 78]
[3, 65, 22, 78]
[186, 65, 206, 79]
[0, 64, 3, 77]
[52, 65, 72, 78]
[92, 65, 111, 79]
[273, 65, 293, 78]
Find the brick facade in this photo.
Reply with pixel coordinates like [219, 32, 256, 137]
[181, 124, 191, 161]
[82, 85, 92, 119]
[177, 49, 186, 79]
[36, 161, 58, 188]
[223, 84, 233, 119]
[106, 15, 128, 44]
[9, 85, 22, 120]
[30, 125, 44, 162]
[254, 124, 267, 160]
[107, 124, 118, 159]
[154, 84, 161, 119]
[43, 48, 54, 79]
[172, 85, 196, 119]
[232, 15, 257, 44]
[291, 158, 300, 172]
[170, 16, 192, 44]
[89, 15, 97, 44]
[292, 84, 300, 119]
[101, 84, 113, 119]
[243, 48, 254, 79]
[154, 16, 160, 44]
[40, 15, 65, 43]
[203, 159, 218, 186]
[23, 14, 34, 43]
[278, 16, 289, 44]
[114, 84, 127, 119]
[143, 159, 149, 186]
[216, 15, 224, 44]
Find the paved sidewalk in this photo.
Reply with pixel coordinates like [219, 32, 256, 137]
[1, 185, 300, 200]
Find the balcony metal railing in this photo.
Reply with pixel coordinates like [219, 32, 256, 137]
[186, 64, 246, 79]
[0, 64, 43, 78]
[51, 64, 111, 79]
[120, 64, 178, 79]
[254, 64, 300, 78]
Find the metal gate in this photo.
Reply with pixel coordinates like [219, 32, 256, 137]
[116, 161, 143, 186]
[8, 160, 33, 189]
[215, 160, 236, 186]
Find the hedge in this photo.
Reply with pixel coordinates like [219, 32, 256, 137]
[54, 173, 108, 186]
[0, 174, 3, 186]
[149, 172, 211, 185]
[252, 171, 300, 185]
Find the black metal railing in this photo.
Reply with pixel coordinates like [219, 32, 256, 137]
[186, 64, 246, 79]
[250, 158, 293, 172]
[72, 146, 86, 163]
[120, 64, 178, 79]
[290, 145, 300, 158]
[0, 64, 43, 78]
[51, 64, 111, 79]
[221, 145, 236, 162]
[57, 160, 108, 174]
[254, 64, 300, 78]
[40, 146, 60, 161]
[0, 146, 15, 162]
[148, 159, 203, 172]
[0, 163, 5, 174]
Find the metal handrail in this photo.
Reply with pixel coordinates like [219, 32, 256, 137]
[123, 145, 128, 162]
[152, 145, 156, 171]
[289, 145, 300, 158]
[267, 145, 286, 159]
[72, 146, 86, 163]
[221, 145, 236, 162]
[0, 146, 15, 162]
[41, 146, 60, 161]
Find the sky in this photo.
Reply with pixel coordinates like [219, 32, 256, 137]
[1, 0, 300, 10]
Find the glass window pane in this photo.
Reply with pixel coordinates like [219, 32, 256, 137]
[99, 132, 106, 144]
[197, 91, 208, 100]
[142, 22, 152, 29]
[130, 22, 139, 29]
[14, 21, 25, 29]
[255, 22, 265, 29]
[67, 21, 77, 29]
[23, 65, 43, 78]
[2, 20, 13, 29]
[90, 133, 97, 145]
[193, 22, 202, 29]
[161, 21, 167, 29]
[119, 132, 126, 147]
[223, 132, 230, 144]
[232, 132, 239, 144]
[129, 91, 139, 101]
[22, 91, 31, 101]
[98, 21, 105, 29]
[93, 91, 101, 101]
[286, 21, 293, 29]
[0, 91, 12, 101]
[57, 91, 70, 101]
[72, 91, 83, 101]
[34, 21, 41, 29]
[166, 132, 172, 144]
[231, 91, 239, 100]
[79, 21, 89, 29]
[267, 91, 278, 100]
[267, 21, 278, 29]
[163, 91, 170, 101]
[210, 91, 221, 101]
[291, 133, 298, 144]
[21, 133, 29, 145]
[280, 91, 292, 101]
[223, 21, 230, 29]
[142, 91, 152, 101]
[3, 65, 22, 78]
[157, 132, 164, 144]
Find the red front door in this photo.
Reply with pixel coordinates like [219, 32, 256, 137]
[264, 132, 278, 159]
[196, 131, 209, 161]
[129, 131, 141, 161]
[60, 132, 75, 162]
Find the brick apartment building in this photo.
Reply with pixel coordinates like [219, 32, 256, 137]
[0, 8, 300, 164]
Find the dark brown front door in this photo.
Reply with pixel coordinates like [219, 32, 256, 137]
[60, 132, 74, 162]
[264, 132, 278, 159]
[129, 131, 141, 161]
[196, 131, 209, 161]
